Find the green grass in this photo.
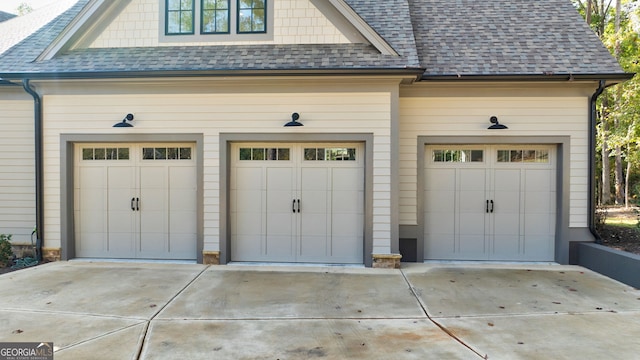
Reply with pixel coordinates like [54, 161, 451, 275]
[604, 218, 638, 228]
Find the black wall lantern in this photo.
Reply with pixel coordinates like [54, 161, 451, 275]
[113, 113, 134, 127]
[488, 116, 507, 129]
[284, 112, 303, 127]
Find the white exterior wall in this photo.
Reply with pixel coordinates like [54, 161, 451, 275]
[0, 95, 36, 244]
[400, 85, 593, 229]
[41, 81, 394, 255]
[89, 0, 350, 48]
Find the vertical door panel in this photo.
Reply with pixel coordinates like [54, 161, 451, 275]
[231, 167, 264, 261]
[299, 167, 330, 260]
[457, 168, 487, 259]
[139, 166, 169, 258]
[76, 166, 108, 257]
[491, 169, 521, 259]
[106, 166, 136, 257]
[329, 167, 363, 263]
[167, 166, 197, 258]
[424, 168, 456, 259]
[265, 167, 295, 261]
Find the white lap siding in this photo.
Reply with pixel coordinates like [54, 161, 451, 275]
[42, 80, 395, 256]
[0, 95, 35, 244]
[399, 84, 593, 229]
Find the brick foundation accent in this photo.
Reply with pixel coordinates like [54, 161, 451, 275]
[372, 254, 402, 269]
[42, 248, 61, 262]
[203, 251, 220, 265]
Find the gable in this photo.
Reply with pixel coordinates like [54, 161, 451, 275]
[81, 0, 366, 49]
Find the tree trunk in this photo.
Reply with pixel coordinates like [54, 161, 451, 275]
[614, 0, 624, 205]
[625, 151, 631, 208]
[615, 146, 624, 204]
[601, 98, 612, 205]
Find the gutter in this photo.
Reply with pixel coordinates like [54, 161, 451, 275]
[589, 80, 623, 241]
[420, 73, 635, 82]
[21, 79, 43, 262]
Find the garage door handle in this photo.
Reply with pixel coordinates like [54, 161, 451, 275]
[297, 199, 301, 213]
[490, 200, 494, 213]
[136, 197, 140, 211]
[131, 198, 136, 211]
[292, 199, 296, 213]
[486, 200, 489, 213]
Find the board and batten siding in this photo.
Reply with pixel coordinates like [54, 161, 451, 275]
[400, 92, 590, 229]
[0, 98, 35, 243]
[43, 90, 393, 255]
[89, 0, 350, 48]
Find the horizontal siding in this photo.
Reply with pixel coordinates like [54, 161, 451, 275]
[400, 95, 589, 228]
[44, 91, 392, 254]
[0, 100, 35, 244]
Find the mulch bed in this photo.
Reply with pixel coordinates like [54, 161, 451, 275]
[596, 207, 640, 256]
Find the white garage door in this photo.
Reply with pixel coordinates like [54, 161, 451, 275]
[230, 143, 364, 264]
[75, 143, 197, 260]
[424, 145, 556, 261]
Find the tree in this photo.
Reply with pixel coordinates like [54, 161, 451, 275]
[16, 2, 33, 16]
[574, 0, 640, 207]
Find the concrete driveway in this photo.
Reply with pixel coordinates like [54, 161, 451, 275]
[0, 262, 639, 359]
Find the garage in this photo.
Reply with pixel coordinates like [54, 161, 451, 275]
[230, 143, 364, 264]
[74, 143, 197, 260]
[424, 145, 556, 261]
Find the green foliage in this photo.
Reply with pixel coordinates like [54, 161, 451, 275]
[16, 2, 33, 16]
[0, 234, 13, 268]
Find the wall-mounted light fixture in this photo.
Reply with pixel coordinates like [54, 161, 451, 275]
[113, 113, 134, 128]
[488, 116, 507, 130]
[284, 112, 303, 127]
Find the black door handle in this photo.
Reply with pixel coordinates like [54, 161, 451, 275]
[131, 198, 135, 211]
[486, 200, 489, 213]
[292, 199, 296, 213]
[136, 197, 140, 211]
[490, 200, 494, 213]
[297, 199, 301, 213]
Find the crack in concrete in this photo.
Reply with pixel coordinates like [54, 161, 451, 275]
[400, 268, 489, 359]
[136, 265, 211, 359]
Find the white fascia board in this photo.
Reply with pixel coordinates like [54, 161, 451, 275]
[37, 0, 124, 61]
[327, 0, 398, 56]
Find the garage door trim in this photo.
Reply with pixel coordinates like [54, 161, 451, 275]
[416, 136, 570, 264]
[220, 133, 374, 267]
[60, 133, 204, 263]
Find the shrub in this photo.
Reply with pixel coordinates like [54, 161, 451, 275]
[0, 234, 13, 268]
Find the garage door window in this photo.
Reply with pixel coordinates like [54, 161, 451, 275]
[143, 147, 192, 160]
[432, 149, 483, 163]
[82, 147, 130, 160]
[239, 147, 290, 161]
[497, 149, 549, 163]
[304, 147, 356, 161]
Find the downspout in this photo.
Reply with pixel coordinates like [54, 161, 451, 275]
[22, 79, 43, 262]
[588, 80, 616, 241]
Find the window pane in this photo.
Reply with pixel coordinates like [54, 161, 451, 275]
[471, 150, 483, 162]
[240, 148, 251, 160]
[252, 148, 264, 160]
[278, 148, 290, 161]
[510, 150, 523, 162]
[252, 9, 265, 32]
[82, 148, 93, 160]
[118, 148, 129, 160]
[168, 148, 178, 159]
[94, 148, 106, 160]
[181, 0, 192, 9]
[215, 10, 229, 32]
[266, 148, 277, 160]
[433, 150, 443, 162]
[346, 148, 356, 161]
[536, 150, 549, 163]
[304, 148, 316, 160]
[523, 150, 536, 162]
[168, 12, 180, 33]
[106, 148, 118, 160]
[239, 0, 251, 7]
[181, 12, 193, 32]
[155, 148, 167, 160]
[238, 9, 252, 32]
[497, 150, 509, 162]
[168, 0, 181, 10]
[317, 148, 325, 160]
[180, 147, 192, 160]
[142, 148, 154, 160]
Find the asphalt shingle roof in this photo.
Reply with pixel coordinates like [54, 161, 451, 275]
[0, 0, 627, 79]
[409, 0, 624, 77]
[0, 11, 16, 23]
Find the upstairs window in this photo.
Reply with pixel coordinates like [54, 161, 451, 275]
[238, 0, 266, 33]
[166, 0, 195, 35]
[202, 0, 230, 34]
[164, 0, 268, 37]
